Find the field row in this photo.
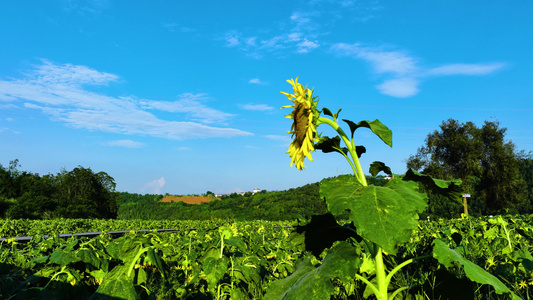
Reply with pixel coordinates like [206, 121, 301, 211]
[1, 216, 532, 299]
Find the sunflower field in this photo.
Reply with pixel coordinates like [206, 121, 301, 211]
[0, 216, 532, 299]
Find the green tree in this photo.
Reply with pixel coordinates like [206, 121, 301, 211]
[54, 166, 118, 218]
[406, 119, 528, 214]
[0, 159, 22, 199]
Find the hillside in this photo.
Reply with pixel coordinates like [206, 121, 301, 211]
[118, 182, 325, 220]
[161, 195, 217, 204]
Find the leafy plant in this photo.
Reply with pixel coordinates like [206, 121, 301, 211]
[267, 77, 521, 299]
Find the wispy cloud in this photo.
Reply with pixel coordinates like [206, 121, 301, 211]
[163, 22, 195, 33]
[297, 39, 320, 53]
[249, 78, 266, 85]
[141, 177, 165, 194]
[103, 139, 145, 148]
[331, 43, 418, 75]
[426, 63, 507, 76]
[265, 134, 292, 145]
[331, 43, 506, 97]
[242, 104, 274, 111]
[376, 78, 419, 98]
[220, 9, 322, 58]
[62, 0, 111, 16]
[140, 93, 234, 125]
[0, 60, 252, 139]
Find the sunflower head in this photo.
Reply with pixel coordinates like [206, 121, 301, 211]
[281, 77, 320, 170]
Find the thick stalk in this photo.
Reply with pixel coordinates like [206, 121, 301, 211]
[375, 249, 388, 299]
[317, 117, 367, 186]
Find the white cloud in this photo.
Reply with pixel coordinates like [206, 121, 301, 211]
[140, 93, 235, 124]
[220, 9, 322, 58]
[265, 134, 292, 143]
[248, 78, 269, 85]
[331, 43, 418, 75]
[426, 63, 506, 76]
[242, 104, 274, 111]
[0, 61, 253, 139]
[103, 139, 145, 148]
[297, 39, 320, 53]
[377, 78, 419, 98]
[223, 31, 241, 47]
[287, 33, 301, 42]
[142, 177, 165, 194]
[62, 0, 111, 15]
[331, 43, 506, 98]
[163, 22, 194, 33]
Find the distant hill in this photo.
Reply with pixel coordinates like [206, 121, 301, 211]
[117, 182, 325, 220]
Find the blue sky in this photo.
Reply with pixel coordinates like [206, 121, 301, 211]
[1, 1, 532, 195]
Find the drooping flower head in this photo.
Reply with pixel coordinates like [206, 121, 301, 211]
[281, 77, 320, 170]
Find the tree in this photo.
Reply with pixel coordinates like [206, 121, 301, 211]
[54, 166, 118, 218]
[406, 119, 528, 214]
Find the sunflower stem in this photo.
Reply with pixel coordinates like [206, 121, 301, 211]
[317, 117, 367, 186]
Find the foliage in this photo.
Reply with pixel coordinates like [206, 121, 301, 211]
[405, 119, 530, 214]
[2, 216, 533, 299]
[264, 78, 521, 299]
[0, 160, 118, 219]
[118, 182, 326, 221]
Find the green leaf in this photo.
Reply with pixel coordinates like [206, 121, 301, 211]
[432, 239, 521, 299]
[136, 268, 147, 285]
[89, 269, 107, 283]
[145, 247, 165, 278]
[264, 241, 361, 300]
[403, 169, 463, 201]
[369, 161, 392, 177]
[32, 255, 49, 264]
[342, 119, 392, 148]
[120, 237, 143, 264]
[321, 175, 427, 254]
[219, 226, 234, 240]
[203, 257, 229, 290]
[226, 236, 247, 252]
[294, 213, 362, 257]
[49, 249, 80, 267]
[315, 136, 348, 155]
[322, 107, 341, 121]
[90, 266, 139, 300]
[77, 248, 101, 268]
[355, 146, 366, 158]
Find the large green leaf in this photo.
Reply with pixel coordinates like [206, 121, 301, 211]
[49, 249, 80, 267]
[90, 265, 139, 300]
[203, 257, 229, 290]
[403, 169, 463, 201]
[264, 241, 361, 300]
[294, 213, 362, 257]
[432, 239, 522, 299]
[321, 175, 427, 254]
[77, 248, 101, 269]
[342, 119, 392, 148]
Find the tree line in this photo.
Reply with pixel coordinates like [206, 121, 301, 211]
[1, 119, 531, 220]
[117, 182, 327, 221]
[0, 160, 118, 219]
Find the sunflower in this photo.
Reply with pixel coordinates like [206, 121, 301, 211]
[281, 77, 320, 170]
